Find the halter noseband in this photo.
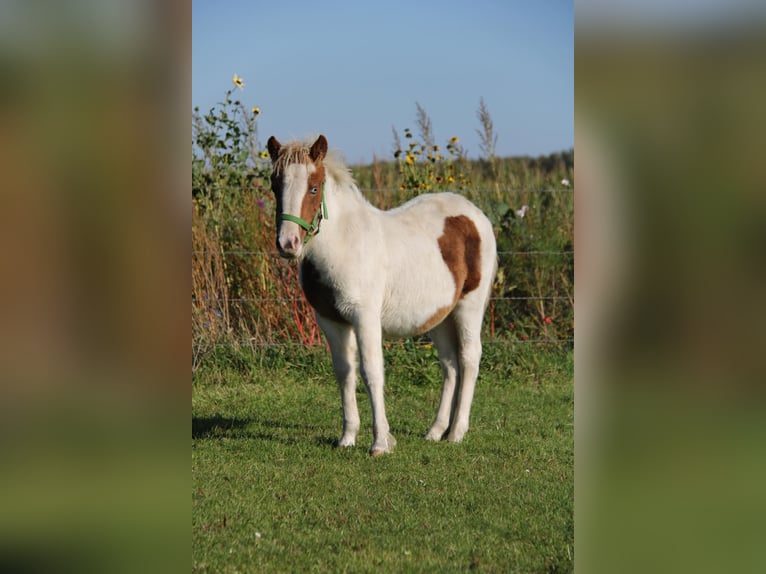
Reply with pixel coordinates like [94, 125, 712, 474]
[280, 179, 328, 245]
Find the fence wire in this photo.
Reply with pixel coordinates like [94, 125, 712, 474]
[192, 296, 571, 303]
[356, 188, 573, 194]
[193, 186, 573, 350]
[192, 250, 573, 257]
[195, 338, 574, 349]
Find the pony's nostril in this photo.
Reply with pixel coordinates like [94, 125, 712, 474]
[279, 233, 301, 255]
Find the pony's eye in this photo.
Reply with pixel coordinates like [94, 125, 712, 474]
[310, 186, 318, 195]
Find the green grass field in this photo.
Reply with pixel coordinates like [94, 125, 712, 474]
[192, 344, 573, 572]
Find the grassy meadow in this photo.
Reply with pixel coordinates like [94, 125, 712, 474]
[192, 86, 574, 571]
[193, 344, 573, 572]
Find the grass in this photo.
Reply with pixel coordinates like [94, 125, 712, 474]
[192, 344, 573, 572]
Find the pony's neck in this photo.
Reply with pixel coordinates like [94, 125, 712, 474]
[323, 175, 372, 222]
[303, 175, 373, 259]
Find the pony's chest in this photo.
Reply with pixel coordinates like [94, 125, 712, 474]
[299, 258, 350, 324]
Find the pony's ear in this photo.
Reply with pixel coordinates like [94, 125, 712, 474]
[267, 136, 281, 162]
[309, 135, 328, 162]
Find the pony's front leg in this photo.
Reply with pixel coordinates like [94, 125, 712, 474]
[355, 318, 395, 456]
[318, 317, 360, 448]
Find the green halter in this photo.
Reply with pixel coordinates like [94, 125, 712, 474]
[280, 180, 328, 245]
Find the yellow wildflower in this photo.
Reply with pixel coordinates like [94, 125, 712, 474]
[447, 176, 455, 183]
[449, 136, 459, 143]
[405, 154, 415, 165]
[232, 74, 245, 89]
[251, 106, 260, 115]
[259, 150, 269, 159]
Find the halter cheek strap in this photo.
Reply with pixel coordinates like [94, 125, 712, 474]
[280, 180, 328, 245]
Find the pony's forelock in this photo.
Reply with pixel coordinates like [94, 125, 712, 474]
[272, 136, 354, 187]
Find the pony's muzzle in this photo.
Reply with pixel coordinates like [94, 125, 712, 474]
[277, 228, 302, 258]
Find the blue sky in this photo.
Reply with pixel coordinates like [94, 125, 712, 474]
[193, 0, 573, 164]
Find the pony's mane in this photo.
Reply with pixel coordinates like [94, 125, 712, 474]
[272, 137, 355, 189]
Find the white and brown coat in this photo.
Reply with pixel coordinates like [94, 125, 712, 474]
[268, 135, 497, 455]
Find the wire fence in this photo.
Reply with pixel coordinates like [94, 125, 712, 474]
[196, 339, 573, 349]
[191, 249, 574, 309]
[192, 297, 574, 350]
[191, 259, 573, 347]
[192, 186, 574, 351]
[354, 188, 574, 194]
[192, 250, 574, 256]
[192, 296, 571, 303]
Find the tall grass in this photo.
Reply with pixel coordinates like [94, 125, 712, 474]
[476, 96, 499, 182]
[192, 90, 573, 360]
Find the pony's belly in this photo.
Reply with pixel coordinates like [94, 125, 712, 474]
[380, 258, 457, 337]
[380, 296, 454, 338]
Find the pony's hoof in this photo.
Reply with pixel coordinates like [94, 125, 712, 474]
[446, 428, 467, 443]
[425, 426, 447, 441]
[369, 433, 396, 456]
[336, 437, 356, 448]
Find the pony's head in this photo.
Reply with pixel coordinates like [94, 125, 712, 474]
[267, 134, 328, 259]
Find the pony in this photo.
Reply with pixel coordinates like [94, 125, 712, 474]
[267, 134, 497, 456]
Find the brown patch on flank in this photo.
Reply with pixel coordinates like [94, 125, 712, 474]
[415, 304, 452, 335]
[416, 215, 482, 334]
[300, 258, 348, 324]
[438, 215, 482, 297]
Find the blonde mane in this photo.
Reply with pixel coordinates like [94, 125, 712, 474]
[272, 137, 355, 189]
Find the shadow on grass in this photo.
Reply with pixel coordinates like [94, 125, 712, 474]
[192, 416, 423, 451]
[193, 415, 338, 448]
[192, 416, 250, 439]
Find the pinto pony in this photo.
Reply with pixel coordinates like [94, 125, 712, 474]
[267, 134, 497, 455]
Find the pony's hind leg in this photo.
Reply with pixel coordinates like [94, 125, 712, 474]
[426, 316, 459, 442]
[447, 302, 485, 443]
[317, 316, 360, 448]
